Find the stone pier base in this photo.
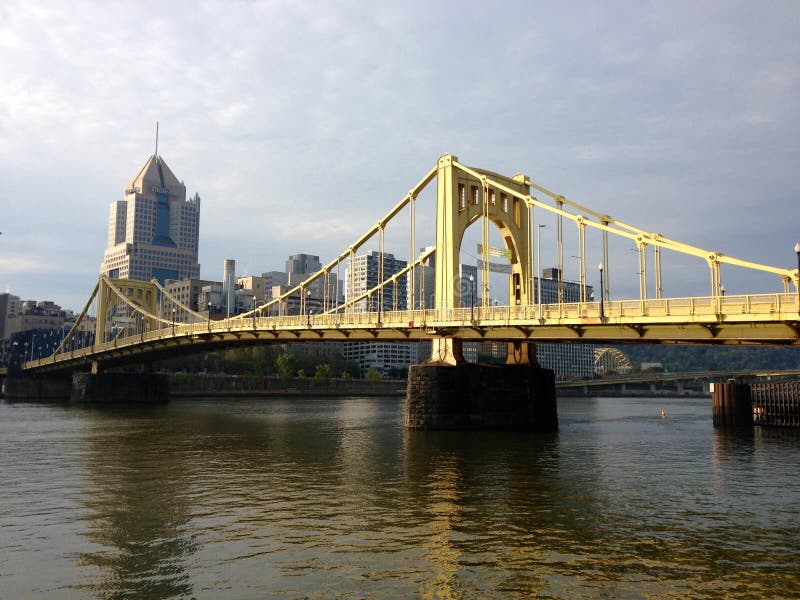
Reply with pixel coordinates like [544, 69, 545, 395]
[711, 382, 752, 427]
[71, 373, 170, 404]
[405, 363, 557, 430]
[3, 375, 72, 401]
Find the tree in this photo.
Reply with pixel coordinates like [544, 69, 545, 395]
[314, 363, 332, 386]
[276, 352, 297, 379]
[365, 367, 382, 381]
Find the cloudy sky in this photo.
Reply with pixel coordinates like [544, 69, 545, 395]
[1, 0, 798, 310]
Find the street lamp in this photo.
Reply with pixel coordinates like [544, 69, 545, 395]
[598, 262, 605, 319]
[252, 295, 257, 329]
[537, 224, 545, 319]
[469, 274, 475, 321]
[306, 290, 311, 326]
[207, 301, 212, 333]
[795, 242, 800, 312]
[172, 308, 176, 336]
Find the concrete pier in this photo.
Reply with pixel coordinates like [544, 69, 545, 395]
[711, 382, 752, 427]
[3, 373, 169, 404]
[3, 375, 71, 401]
[71, 373, 170, 403]
[405, 363, 557, 430]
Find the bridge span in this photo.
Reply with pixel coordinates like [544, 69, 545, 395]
[7, 154, 800, 428]
[18, 290, 800, 376]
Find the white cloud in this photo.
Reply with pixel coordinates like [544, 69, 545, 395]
[0, 0, 798, 309]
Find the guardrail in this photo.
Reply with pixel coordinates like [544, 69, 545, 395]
[20, 292, 800, 371]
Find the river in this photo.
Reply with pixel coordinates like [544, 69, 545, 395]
[1, 395, 798, 598]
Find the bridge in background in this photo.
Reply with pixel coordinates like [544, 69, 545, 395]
[15, 153, 800, 376]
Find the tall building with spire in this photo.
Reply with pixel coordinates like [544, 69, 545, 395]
[100, 151, 201, 284]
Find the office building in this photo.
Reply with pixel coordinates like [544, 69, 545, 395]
[408, 247, 477, 310]
[533, 268, 596, 380]
[285, 253, 341, 305]
[343, 250, 412, 376]
[164, 278, 219, 313]
[0, 293, 22, 340]
[100, 151, 201, 284]
[346, 251, 407, 312]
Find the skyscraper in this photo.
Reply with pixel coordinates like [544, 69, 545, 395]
[343, 251, 412, 377]
[100, 152, 200, 284]
[345, 251, 407, 312]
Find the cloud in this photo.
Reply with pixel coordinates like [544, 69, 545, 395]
[0, 0, 798, 310]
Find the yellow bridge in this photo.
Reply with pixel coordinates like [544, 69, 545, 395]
[18, 154, 800, 375]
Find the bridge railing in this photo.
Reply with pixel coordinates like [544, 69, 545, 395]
[20, 292, 800, 370]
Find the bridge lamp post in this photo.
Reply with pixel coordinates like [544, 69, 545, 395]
[172, 308, 176, 336]
[252, 295, 257, 329]
[795, 242, 800, 311]
[598, 263, 605, 319]
[469, 274, 475, 321]
[207, 301, 212, 333]
[306, 290, 311, 326]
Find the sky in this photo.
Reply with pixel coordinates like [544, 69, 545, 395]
[1, 0, 798, 311]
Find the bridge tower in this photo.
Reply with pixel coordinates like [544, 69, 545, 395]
[94, 277, 160, 373]
[430, 153, 536, 365]
[407, 155, 556, 430]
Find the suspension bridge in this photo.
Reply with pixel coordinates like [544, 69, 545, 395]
[15, 153, 800, 377]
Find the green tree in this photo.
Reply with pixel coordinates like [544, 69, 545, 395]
[313, 363, 332, 383]
[365, 367, 382, 381]
[276, 352, 297, 379]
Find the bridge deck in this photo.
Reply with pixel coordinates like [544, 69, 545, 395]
[20, 293, 800, 374]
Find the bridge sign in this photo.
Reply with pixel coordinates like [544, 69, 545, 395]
[477, 258, 512, 274]
[477, 244, 512, 260]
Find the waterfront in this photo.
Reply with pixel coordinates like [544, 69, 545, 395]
[1, 395, 798, 598]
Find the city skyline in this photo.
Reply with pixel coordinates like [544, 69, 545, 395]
[1, 1, 798, 311]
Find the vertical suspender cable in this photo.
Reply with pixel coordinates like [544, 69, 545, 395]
[482, 181, 490, 307]
[578, 222, 587, 303]
[557, 200, 564, 303]
[379, 225, 385, 315]
[602, 225, 610, 301]
[654, 245, 663, 299]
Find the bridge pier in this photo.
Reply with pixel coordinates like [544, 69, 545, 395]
[711, 382, 753, 427]
[406, 361, 557, 431]
[3, 372, 169, 404]
[71, 373, 170, 404]
[3, 374, 72, 401]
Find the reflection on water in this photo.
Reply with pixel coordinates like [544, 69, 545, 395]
[74, 407, 197, 598]
[0, 396, 799, 598]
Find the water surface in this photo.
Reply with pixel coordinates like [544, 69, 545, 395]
[1, 395, 798, 598]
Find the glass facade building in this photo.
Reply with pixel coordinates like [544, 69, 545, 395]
[100, 154, 200, 284]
